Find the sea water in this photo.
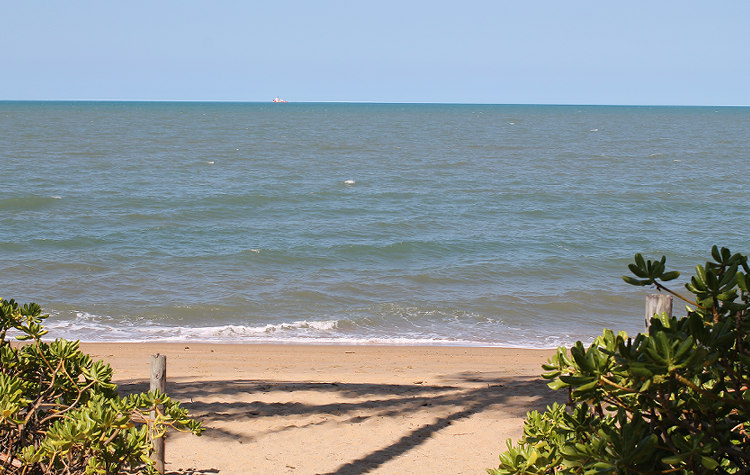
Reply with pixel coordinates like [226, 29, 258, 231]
[1, 102, 749, 347]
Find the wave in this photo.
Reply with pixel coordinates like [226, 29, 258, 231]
[0, 195, 61, 211]
[35, 311, 341, 342]
[28, 308, 589, 349]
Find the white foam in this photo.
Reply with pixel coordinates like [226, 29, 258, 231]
[36, 310, 585, 349]
[40, 312, 343, 343]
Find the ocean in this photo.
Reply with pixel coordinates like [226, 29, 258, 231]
[1, 101, 748, 347]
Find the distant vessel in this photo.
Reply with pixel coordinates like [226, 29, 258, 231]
[273, 97, 288, 103]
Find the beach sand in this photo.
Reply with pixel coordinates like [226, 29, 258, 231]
[80, 343, 562, 475]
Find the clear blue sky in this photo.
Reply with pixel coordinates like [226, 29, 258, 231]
[3, 1, 749, 105]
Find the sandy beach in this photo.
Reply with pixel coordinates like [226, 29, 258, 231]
[80, 343, 561, 474]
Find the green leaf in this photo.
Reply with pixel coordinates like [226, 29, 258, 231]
[623, 276, 649, 286]
[696, 264, 707, 287]
[634, 253, 646, 270]
[576, 378, 600, 392]
[736, 272, 748, 292]
[628, 263, 649, 278]
[700, 456, 719, 470]
[711, 245, 721, 262]
[547, 379, 569, 390]
[661, 454, 687, 465]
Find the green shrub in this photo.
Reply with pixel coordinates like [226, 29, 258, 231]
[489, 246, 750, 474]
[0, 299, 202, 474]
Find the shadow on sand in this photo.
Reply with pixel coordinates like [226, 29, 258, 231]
[119, 372, 561, 474]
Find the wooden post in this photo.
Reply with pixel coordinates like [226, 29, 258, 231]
[150, 354, 166, 474]
[645, 294, 673, 328]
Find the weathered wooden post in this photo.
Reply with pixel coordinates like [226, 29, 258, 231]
[150, 354, 166, 474]
[645, 294, 673, 328]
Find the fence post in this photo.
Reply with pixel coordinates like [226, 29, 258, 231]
[645, 294, 673, 329]
[150, 354, 167, 474]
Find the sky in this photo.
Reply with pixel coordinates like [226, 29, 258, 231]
[2, 1, 749, 105]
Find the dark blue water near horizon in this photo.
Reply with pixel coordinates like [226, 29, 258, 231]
[1, 101, 749, 346]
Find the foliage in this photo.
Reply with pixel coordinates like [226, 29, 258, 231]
[0, 299, 203, 474]
[489, 246, 750, 474]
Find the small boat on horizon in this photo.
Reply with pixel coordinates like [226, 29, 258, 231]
[273, 97, 288, 103]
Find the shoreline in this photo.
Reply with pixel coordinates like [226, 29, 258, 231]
[82, 342, 562, 474]
[77, 339, 565, 348]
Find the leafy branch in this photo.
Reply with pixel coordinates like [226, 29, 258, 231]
[0, 298, 203, 474]
[490, 246, 750, 474]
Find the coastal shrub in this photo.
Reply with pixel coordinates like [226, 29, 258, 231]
[0, 299, 203, 474]
[489, 246, 750, 474]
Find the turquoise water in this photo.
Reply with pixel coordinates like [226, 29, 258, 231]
[1, 101, 749, 346]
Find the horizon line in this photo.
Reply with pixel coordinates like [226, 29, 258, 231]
[1, 99, 749, 108]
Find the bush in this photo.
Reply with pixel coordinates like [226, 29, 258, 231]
[489, 246, 750, 474]
[0, 299, 203, 474]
